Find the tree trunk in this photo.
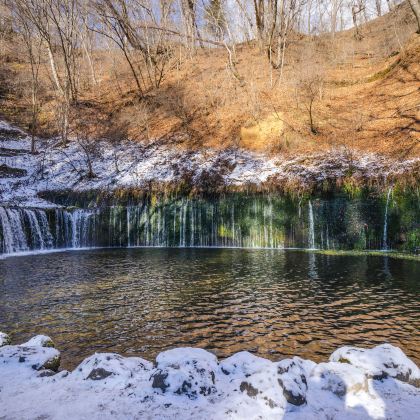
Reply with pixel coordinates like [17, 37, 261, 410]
[375, 0, 382, 16]
[47, 45, 64, 95]
[408, 0, 420, 33]
[82, 40, 97, 86]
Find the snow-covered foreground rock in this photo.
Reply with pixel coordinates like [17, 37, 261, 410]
[1, 120, 420, 207]
[1, 332, 419, 419]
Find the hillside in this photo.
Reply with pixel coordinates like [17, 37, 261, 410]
[0, 1, 419, 161]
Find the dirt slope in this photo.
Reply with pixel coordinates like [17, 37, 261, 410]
[0, 1, 419, 159]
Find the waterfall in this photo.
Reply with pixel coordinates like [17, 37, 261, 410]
[0, 207, 28, 253]
[382, 187, 393, 251]
[1, 192, 418, 255]
[308, 200, 316, 249]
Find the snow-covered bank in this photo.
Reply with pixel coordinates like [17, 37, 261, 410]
[1, 332, 419, 419]
[1, 120, 419, 208]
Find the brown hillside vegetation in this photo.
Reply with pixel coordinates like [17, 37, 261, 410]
[0, 1, 419, 159]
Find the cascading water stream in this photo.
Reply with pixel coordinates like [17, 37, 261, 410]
[0, 207, 28, 253]
[0, 207, 96, 255]
[382, 187, 393, 251]
[0, 192, 418, 255]
[308, 200, 316, 249]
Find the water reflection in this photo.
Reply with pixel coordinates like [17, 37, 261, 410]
[0, 248, 418, 370]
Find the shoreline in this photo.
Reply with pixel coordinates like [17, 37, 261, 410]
[1, 246, 419, 261]
[1, 332, 419, 419]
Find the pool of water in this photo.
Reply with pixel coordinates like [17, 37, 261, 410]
[0, 248, 419, 369]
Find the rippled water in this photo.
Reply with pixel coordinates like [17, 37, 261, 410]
[0, 248, 419, 369]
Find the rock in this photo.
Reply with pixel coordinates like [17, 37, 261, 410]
[277, 357, 316, 406]
[310, 362, 369, 398]
[0, 345, 61, 372]
[0, 332, 11, 347]
[38, 369, 57, 378]
[151, 370, 169, 392]
[153, 348, 218, 398]
[220, 351, 286, 410]
[86, 367, 113, 380]
[0, 164, 27, 178]
[330, 344, 420, 387]
[22, 335, 55, 348]
[240, 381, 259, 397]
[72, 353, 152, 383]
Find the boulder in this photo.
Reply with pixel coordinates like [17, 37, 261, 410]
[0, 344, 61, 372]
[152, 348, 218, 399]
[220, 351, 286, 410]
[0, 332, 11, 347]
[330, 344, 420, 387]
[277, 357, 316, 406]
[22, 335, 55, 348]
[72, 353, 152, 384]
[310, 362, 369, 398]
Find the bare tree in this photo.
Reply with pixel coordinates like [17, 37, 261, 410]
[375, 0, 382, 16]
[407, 0, 420, 33]
[8, 0, 82, 145]
[93, 0, 175, 90]
[350, 0, 365, 40]
[331, 0, 344, 36]
[11, 1, 43, 153]
[296, 47, 325, 134]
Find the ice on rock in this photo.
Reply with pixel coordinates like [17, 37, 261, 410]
[309, 362, 370, 398]
[152, 347, 218, 398]
[330, 343, 420, 387]
[72, 353, 152, 385]
[0, 332, 11, 347]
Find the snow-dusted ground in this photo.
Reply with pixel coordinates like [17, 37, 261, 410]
[1, 120, 419, 208]
[0, 332, 419, 420]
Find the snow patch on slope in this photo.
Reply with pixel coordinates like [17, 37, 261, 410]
[1, 120, 419, 208]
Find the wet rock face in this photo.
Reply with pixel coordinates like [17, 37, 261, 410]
[153, 348, 218, 399]
[330, 344, 420, 388]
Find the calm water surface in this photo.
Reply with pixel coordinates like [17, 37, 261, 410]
[0, 248, 419, 369]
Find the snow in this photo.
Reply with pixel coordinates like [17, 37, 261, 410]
[1, 119, 419, 208]
[0, 331, 11, 346]
[1, 332, 419, 419]
[330, 344, 420, 386]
